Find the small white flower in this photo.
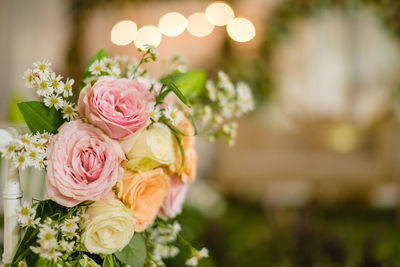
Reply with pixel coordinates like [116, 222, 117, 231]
[185, 256, 198, 266]
[200, 106, 212, 125]
[89, 60, 105, 75]
[213, 114, 223, 125]
[165, 106, 182, 126]
[44, 95, 64, 110]
[15, 152, 29, 169]
[23, 69, 36, 88]
[38, 225, 58, 250]
[185, 247, 209, 266]
[26, 216, 41, 228]
[16, 202, 35, 226]
[33, 59, 52, 76]
[236, 81, 254, 115]
[35, 77, 53, 97]
[206, 80, 217, 102]
[62, 102, 79, 121]
[31, 246, 61, 262]
[103, 57, 117, 69]
[61, 217, 79, 235]
[107, 66, 121, 77]
[48, 72, 64, 93]
[198, 248, 209, 258]
[149, 106, 162, 121]
[59, 240, 75, 252]
[62, 78, 75, 97]
[144, 44, 160, 57]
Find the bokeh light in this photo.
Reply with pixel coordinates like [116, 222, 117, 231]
[158, 12, 187, 37]
[226, 18, 256, 42]
[187, 12, 215, 37]
[111, 20, 137, 46]
[134, 25, 162, 49]
[205, 2, 234, 26]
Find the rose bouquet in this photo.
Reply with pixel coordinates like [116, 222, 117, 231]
[1, 47, 254, 267]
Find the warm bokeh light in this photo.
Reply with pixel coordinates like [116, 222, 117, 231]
[134, 25, 162, 49]
[158, 12, 187, 37]
[110, 20, 137, 46]
[205, 2, 234, 26]
[226, 17, 256, 42]
[187, 12, 215, 37]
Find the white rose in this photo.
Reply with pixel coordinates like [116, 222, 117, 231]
[120, 122, 175, 165]
[81, 199, 135, 254]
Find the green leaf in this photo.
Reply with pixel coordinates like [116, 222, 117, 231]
[17, 101, 65, 134]
[80, 48, 109, 91]
[35, 257, 58, 267]
[161, 70, 207, 98]
[11, 226, 39, 265]
[162, 118, 187, 136]
[115, 234, 147, 267]
[173, 133, 185, 174]
[167, 82, 190, 107]
[103, 255, 118, 267]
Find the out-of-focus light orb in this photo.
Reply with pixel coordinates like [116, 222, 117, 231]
[205, 2, 234, 26]
[158, 12, 187, 37]
[134, 25, 162, 49]
[187, 12, 215, 37]
[227, 18, 256, 42]
[111, 20, 137, 46]
[326, 124, 359, 153]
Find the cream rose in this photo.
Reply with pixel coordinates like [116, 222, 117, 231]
[80, 199, 135, 254]
[120, 123, 175, 165]
[121, 169, 170, 232]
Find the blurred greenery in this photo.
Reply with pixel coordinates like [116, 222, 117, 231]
[166, 198, 400, 267]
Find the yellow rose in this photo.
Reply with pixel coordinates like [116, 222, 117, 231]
[80, 199, 135, 254]
[120, 123, 175, 166]
[171, 115, 198, 183]
[121, 168, 170, 232]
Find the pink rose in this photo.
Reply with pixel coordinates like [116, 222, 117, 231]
[78, 77, 154, 139]
[46, 120, 124, 207]
[160, 174, 189, 218]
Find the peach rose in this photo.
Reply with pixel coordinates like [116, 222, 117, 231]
[46, 120, 124, 207]
[172, 115, 198, 183]
[121, 169, 170, 232]
[78, 77, 154, 139]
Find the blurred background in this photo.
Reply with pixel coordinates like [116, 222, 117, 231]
[2, 0, 400, 266]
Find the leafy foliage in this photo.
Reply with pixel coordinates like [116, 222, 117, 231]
[161, 70, 207, 99]
[115, 234, 147, 267]
[17, 101, 65, 134]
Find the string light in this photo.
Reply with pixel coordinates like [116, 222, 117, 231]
[205, 2, 234, 26]
[110, 5, 257, 46]
[111, 20, 137, 46]
[226, 17, 256, 42]
[187, 12, 215, 37]
[158, 12, 187, 37]
[134, 26, 162, 49]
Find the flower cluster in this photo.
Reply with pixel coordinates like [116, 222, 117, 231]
[2, 47, 253, 267]
[15, 202, 81, 265]
[1, 132, 50, 169]
[194, 70, 254, 145]
[24, 60, 79, 121]
[145, 221, 181, 266]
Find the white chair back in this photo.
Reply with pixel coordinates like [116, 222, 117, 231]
[0, 128, 22, 264]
